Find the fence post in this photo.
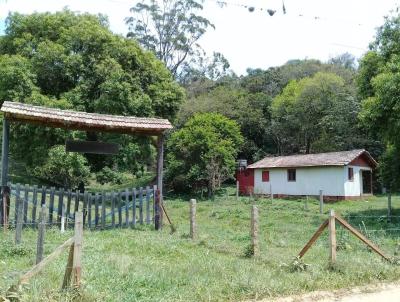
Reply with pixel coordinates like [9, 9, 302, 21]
[319, 190, 324, 214]
[72, 212, 83, 288]
[270, 183, 273, 201]
[388, 190, 392, 222]
[328, 209, 336, 265]
[154, 189, 162, 230]
[15, 195, 24, 245]
[36, 205, 46, 264]
[236, 181, 239, 200]
[61, 203, 65, 233]
[305, 196, 309, 211]
[190, 199, 196, 240]
[251, 205, 259, 257]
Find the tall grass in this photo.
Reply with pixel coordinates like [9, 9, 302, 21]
[1, 189, 400, 301]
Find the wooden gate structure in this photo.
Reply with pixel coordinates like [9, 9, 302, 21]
[0, 101, 171, 230]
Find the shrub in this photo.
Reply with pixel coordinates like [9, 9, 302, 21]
[96, 166, 125, 185]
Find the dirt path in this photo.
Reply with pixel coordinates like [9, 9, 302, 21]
[255, 282, 400, 302]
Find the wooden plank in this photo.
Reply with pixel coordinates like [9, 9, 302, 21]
[36, 205, 46, 264]
[23, 184, 29, 223]
[132, 188, 137, 227]
[41, 186, 46, 207]
[49, 187, 55, 225]
[2, 186, 10, 232]
[139, 187, 143, 225]
[32, 185, 38, 226]
[101, 192, 106, 230]
[65, 140, 119, 155]
[72, 212, 83, 288]
[95, 192, 100, 228]
[328, 209, 337, 264]
[111, 192, 115, 228]
[74, 190, 79, 217]
[66, 190, 72, 228]
[335, 215, 390, 261]
[83, 192, 88, 227]
[146, 186, 150, 224]
[15, 193, 23, 244]
[154, 188, 161, 230]
[118, 191, 122, 228]
[14, 183, 20, 225]
[125, 188, 129, 227]
[319, 190, 323, 214]
[251, 205, 259, 257]
[298, 219, 329, 258]
[58, 188, 64, 225]
[88, 194, 92, 230]
[19, 237, 74, 285]
[62, 244, 74, 289]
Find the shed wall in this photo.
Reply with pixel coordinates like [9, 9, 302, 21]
[344, 165, 372, 196]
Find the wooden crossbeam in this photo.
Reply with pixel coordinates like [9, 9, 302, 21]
[298, 219, 328, 258]
[335, 214, 390, 261]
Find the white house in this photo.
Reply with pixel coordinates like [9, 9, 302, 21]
[244, 149, 377, 201]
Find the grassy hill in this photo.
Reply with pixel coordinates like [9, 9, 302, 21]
[1, 189, 400, 301]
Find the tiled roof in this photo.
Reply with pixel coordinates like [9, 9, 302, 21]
[1, 101, 172, 135]
[247, 149, 377, 169]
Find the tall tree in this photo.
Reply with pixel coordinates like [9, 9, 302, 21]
[126, 0, 214, 78]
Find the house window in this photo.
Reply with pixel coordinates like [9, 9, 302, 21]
[262, 170, 270, 182]
[348, 167, 354, 181]
[288, 169, 296, 182]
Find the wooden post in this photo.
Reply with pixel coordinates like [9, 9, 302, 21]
[319, 190, 323, 214]
[61, 203, 65, 233]
[388, 190, 392, 222]
[236, 181, 239, 200]
[154, 189, 162, 230]
[15, 195, 24, 245]
[62, 244, 74, 289]
[36, 205, 46, 264]
[190, 199, 196, 240]
[251, 205, 259, 257]
[72, 212, 83, 288]
[0, 118, 9, 228]
[305, 196, 309, 211]
[328, 209, 336, 265]
[156, 135, 164, 201]
[270, 183, 273, 201]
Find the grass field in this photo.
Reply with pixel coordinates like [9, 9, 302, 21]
[1, 188, 400, 301]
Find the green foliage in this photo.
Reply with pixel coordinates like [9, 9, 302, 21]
[126, 0, 214, 78]
[0, 10, 184, 181]
[271, 72, 362, 154]
[96, 166, 125, 185]
[33, 145, 90, 189]
[166, 113, 243, 194]
[378, 145, 400, 191]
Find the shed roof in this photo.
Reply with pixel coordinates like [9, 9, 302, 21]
[0, 101, 172, 135]
[247, 149, 377, 169]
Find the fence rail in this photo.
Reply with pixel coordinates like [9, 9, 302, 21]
[0, 183, 157, 230]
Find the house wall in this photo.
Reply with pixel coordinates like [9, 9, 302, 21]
[253, 166, 346, 196]
[344, 165, 372, 196]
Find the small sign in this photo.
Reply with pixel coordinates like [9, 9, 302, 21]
[65, 140, 119, 155]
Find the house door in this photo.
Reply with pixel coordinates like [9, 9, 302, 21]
[361, 170, 372, 194]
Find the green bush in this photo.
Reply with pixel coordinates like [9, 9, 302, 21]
[33, 145, 90, 189]
[96, 167, 125, 185]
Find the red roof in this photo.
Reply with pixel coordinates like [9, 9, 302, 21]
[247, 149, 377, 169]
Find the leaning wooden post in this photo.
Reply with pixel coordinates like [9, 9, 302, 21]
[319, 190, 324, 214]
[36, 205, 46, 264]
[190, 199, 196, 240]
[251, 205, 259, 257]
[156, 135, 164, 203]
[328, 209, 337, 265]
[388, 190, 392, 222]
[15, 195, 24, 245]
[1, 118, 10, 228]
[72, 212, 83, 288]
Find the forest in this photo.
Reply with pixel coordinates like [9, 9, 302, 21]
[0, 1, 399, 195]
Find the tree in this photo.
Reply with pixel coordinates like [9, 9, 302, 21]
[0, 10, 184, 179]
[126, 0, 214, 78]
[33, 145, 90, 189]
[166, 113, 243, 195]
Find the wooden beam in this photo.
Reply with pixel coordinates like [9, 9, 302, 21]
[1, 118, 9, 187]
[156, 135, 164, 199]
[72, 212, 83, 288]
[65, 140, 119, 155]
[335, 215, 390, 261]
[328, 209, 337, 264]
[298, 219, 328, 258]
[19, 237, 74, 284]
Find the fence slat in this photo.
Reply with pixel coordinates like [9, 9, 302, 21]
[139, 187, 143, 225]
[36, 205, 46, 264]
[125, 188, 129, 227]
[83, 192, 88, 227]
[132, 188, 136, 227]
[95, 192, 99, 228]
[23, 184, 29, 223]
[111, 192, 115, 228]
[88, 193, 92, 229]
[66, 190, 72, 228]
[146, 186, 151, 224]
[49, 187, 55, 225]
[118, 191, 122, 228]
[14, 183, 20, 225]
[74, 190, 79, 218]
[15, 194, 23, 244]
[41, 186, 46, 207]
[101, 192, 106, 230]
[58, 188, 64, 225]
[32, 185, 38, 227]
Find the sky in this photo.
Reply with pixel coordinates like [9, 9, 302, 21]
[0, 0, 400, 75]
